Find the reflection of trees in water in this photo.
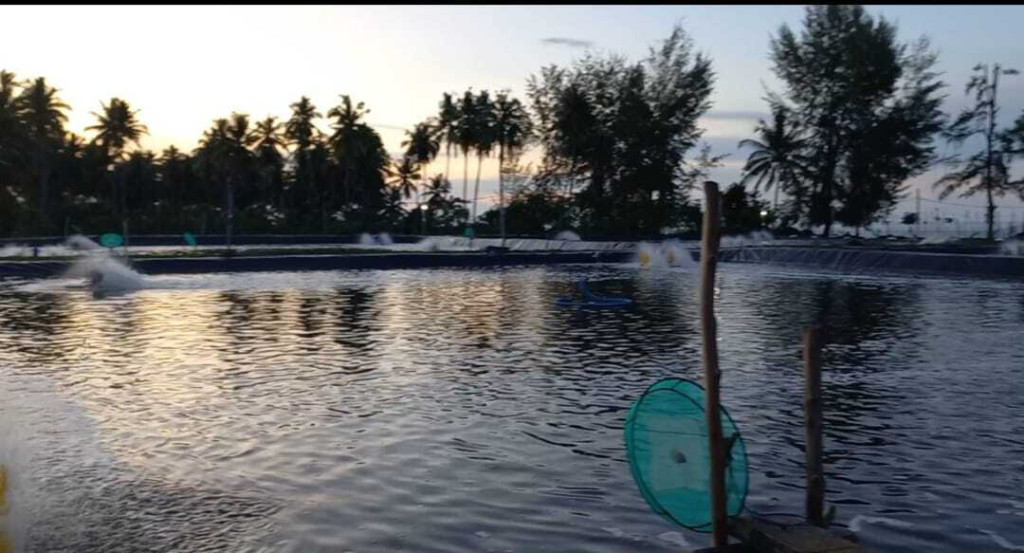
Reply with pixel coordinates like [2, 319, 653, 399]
[0, 292, 74, 364]
[722, 272, 926, 476]
[542, 273, 700, 383]
[332, 286, 379, 351]
[805, 280, 923, 451]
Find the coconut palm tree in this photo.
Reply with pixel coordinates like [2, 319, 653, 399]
[471, 90, 496, 225]
[87, 97, 149, 161]
[16, 77, 70, 231]
[87, 97, 149, 229]
[0, 71, 25, 183]
[285, 96, 323, 221]
[389, 156, 421, 200]
[738, 104, 809, 225]
[328, 95, 371, 212]
[438, 93, 459, 184]
[252, 116, 286, 211]
[158, 145, 193, 218]
[492, 91, 534, 244]
[455, 90, 478, 224]
[401, 120, 439, 204]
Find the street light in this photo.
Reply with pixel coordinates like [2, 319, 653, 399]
[419, 203, 428, 236]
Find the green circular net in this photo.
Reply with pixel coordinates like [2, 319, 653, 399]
[624, 378, 749, 532]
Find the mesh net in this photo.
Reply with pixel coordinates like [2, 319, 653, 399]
[624, 378, 748, 532]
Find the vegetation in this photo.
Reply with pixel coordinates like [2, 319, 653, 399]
[934, 63, 1024, 240]
[2, 6, 1017, 240]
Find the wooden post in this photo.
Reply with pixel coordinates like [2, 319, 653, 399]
[700, 181, 728, 548]
[803, 325, 825, 526]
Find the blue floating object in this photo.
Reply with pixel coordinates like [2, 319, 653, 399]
[183, 232, 197, 247]
[624, 378, 748, 532]
[555, 278, 633, 309]
[99, 233, 123, 248]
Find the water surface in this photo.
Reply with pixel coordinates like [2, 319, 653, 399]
[1, 263, 1022, 552]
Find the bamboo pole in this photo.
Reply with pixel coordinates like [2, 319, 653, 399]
[803, 325, 825, 526]
[700, 181, 728, 548]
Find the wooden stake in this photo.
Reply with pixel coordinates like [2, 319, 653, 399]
[700, 181, 728, 548]
[803, 325, 825, 526]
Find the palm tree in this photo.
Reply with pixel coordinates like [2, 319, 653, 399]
[738, 104, 809, 225]
[424, 174, 450, 207]
[16, 77, 70, 231]
[285, 96, 323, 221]
[492, 91, 534, 244]
[389, 156, 421, 200]
[87, 97, 149, 229]
[224, 113, 256, 244]
[327, 94, 373, 229]
[87, 97, 149, 161]
[456, 90, 477, 223]
[471, 90, 496, 225]
[438, 93, 459, 184]
[0, 71, 25, 183]
[252, 116, 286, 211]
[158, 145, 191, 220]
[117, 150, 158, 225]
[402, 120, 440, 206]
[402, 120, 440, 166]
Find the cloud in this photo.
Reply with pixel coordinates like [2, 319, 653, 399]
[541, 37, 593, 49]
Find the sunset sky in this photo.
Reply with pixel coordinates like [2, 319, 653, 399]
[3, 4, 1024, 217]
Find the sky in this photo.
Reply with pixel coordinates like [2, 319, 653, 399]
[2, 4, 1024, 220]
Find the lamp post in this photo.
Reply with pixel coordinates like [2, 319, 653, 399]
[420, 203, 428, 236]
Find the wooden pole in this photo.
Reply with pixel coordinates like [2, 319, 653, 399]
[700, 181, 728, 548]
[803, 325, 825, 526]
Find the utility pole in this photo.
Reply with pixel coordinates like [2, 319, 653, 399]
[915, 189, 921, 238]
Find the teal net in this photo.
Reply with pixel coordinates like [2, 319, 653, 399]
[99, 233, 123, 248]
[624, 378, 749, 532]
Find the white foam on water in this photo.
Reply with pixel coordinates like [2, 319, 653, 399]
[848, 515, 913, 533]
[1, 372, 112, 553]
[980, 530, 1024, 552]
[656, 531, 690, 548]
[554, 230, 581, 241]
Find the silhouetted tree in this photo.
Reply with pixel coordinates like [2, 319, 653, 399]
[528, 23, 714, 238]
[87, 97, 149, 229]
[437, 93, 459, 186]
[769, 5, 946, 236]
[492, 90, 533, 242]
[934, 62, 1023, 240]
[389, 156, 421, 200]
[455, 90, 477, 220]
[471, 90, 495, 225]
[401, 120, 439, 205]
[722, 182, 770, 235]
[16, 77, 69, 232]
[284, 95, 323, 225]
[738, 102, 809, 226]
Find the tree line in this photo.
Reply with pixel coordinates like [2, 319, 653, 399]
[2, 5, 1023, 241]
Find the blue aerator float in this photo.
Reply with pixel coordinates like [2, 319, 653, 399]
[555, 278, 633, 309]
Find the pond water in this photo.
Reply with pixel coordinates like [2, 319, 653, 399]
[1, 263, 1022, 552]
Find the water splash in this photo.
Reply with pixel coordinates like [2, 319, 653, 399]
[720, 230, 774, 248]
[635, 240, 697, 269]
[62, 235, 146, 294]
[358, 233, 376, 246]
[554, 230, 581, 242]
[376, 233, 394, 246]
[1000, 239, 1024, 256]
